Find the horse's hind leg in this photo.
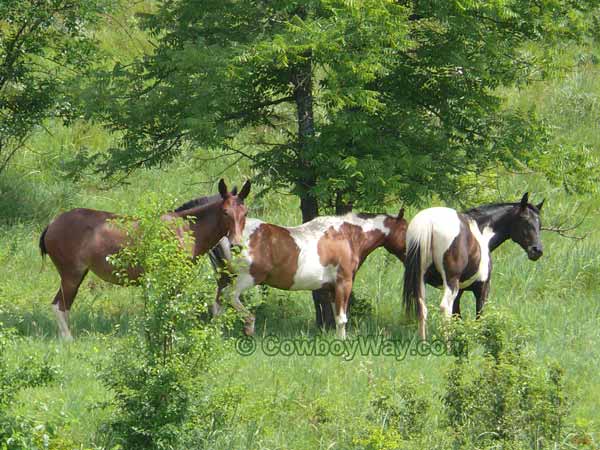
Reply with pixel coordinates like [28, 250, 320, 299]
[52, 270, 88, 340]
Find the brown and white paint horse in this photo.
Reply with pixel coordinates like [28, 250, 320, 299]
[212, 210, 407, 338]
[39, 179, 251, 339]
[403, 193, 544, 340]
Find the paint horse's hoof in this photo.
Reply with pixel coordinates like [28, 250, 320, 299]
[243, 317, 256, 336]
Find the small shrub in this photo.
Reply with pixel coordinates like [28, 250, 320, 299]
[101, 196, 229, 450]
[0, 327, 67, 450]
[443, 311, 570, 449]
[355, 378, 430, 450]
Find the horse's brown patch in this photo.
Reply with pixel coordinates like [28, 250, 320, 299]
[443, 218, 482, 286]
[383, 216, 407, 261]
[248, 224, 300, 289]
[317, 223, 387, 275]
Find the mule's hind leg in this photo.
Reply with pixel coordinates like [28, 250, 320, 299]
[52, 270, 88, 340]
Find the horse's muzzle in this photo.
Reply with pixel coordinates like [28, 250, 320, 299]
[527, 245, 543, 261]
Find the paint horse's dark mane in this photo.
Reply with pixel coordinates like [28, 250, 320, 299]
[174, 194, 221, 213]
[464, 202, 540, 224]
[355, 212, 391, 219]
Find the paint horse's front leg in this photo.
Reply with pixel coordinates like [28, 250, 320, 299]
[451, 290, 465, 318]
[333, 271, 353, 340]
[231, 272, 257, 336]
[471, 280, 491, 319]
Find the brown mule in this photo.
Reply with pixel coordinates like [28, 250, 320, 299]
[40, 179, 251, 339]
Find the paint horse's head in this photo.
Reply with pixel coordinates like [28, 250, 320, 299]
[509, 192, 544, 261]
[383, 208, 409, 261]
[218, 179, 251, 247]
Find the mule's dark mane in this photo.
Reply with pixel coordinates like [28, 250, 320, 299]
[174, 194, 221, 213]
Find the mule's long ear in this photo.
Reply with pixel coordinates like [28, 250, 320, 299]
[218, 179, 228, 199]
[536, 199, 545, 211]
[397, 207, 405, 220]
[238, 180, 251, 201]
[520, 192, 529, 209]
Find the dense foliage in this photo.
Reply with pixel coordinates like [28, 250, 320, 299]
[0, 0, 111, 174]
[84, 0, 599, 215]
[102, 197, 234, 449]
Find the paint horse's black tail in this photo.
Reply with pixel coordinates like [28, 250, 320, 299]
[402, 240, 422, 320]
[209, 237, 233, 294]
[39, 226, 49, 258]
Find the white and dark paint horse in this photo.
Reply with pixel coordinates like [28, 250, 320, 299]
[210, 210, 407, 338]
[403, 193, 544, 340]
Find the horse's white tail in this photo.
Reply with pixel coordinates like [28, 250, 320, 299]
[402, 212, 435, 339]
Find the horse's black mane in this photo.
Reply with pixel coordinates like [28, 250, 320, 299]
[356, 212, 390, 219]
[464, 202, 540, 222]
[174, 194, 221, 213]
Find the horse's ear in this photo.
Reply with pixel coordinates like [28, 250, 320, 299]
[536, 199, 545, 211]
[519, 192, 529, 209]
[397, 208, 405, 220]
[238, 180, 251, 200]
[218, 179, 228, 199]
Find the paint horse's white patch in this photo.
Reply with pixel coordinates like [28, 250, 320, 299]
[232, 218, 264, 276]
[407, 207, 494, 288]
[287, 213, 390, 290]
[406, 207, 461, 275]
[459, 222, 494, 288]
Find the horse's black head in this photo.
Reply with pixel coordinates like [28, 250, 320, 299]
[510, 193, 544, 261]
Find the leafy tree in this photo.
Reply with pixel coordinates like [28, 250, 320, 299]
[87, 0, 598, 212]
[84, 0, 598, 325]
[0, 0, 110, 173]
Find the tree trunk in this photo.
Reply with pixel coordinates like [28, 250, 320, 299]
[291, 50, 335, 330]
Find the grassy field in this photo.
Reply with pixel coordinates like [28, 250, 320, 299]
[2, 131, 600, 449]
[2, 7, 600, 450]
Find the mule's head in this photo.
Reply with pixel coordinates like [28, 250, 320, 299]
[510, 193, 544, 261]
[218, 179, 251, 247]
[383, 208, 409, 261]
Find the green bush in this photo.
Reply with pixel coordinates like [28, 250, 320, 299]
[0, 326, 68, 450]
[101, 195, 231, 450]
[443, 312, 569, 449]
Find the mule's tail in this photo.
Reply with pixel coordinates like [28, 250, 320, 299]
[39, 226, 49, 258]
